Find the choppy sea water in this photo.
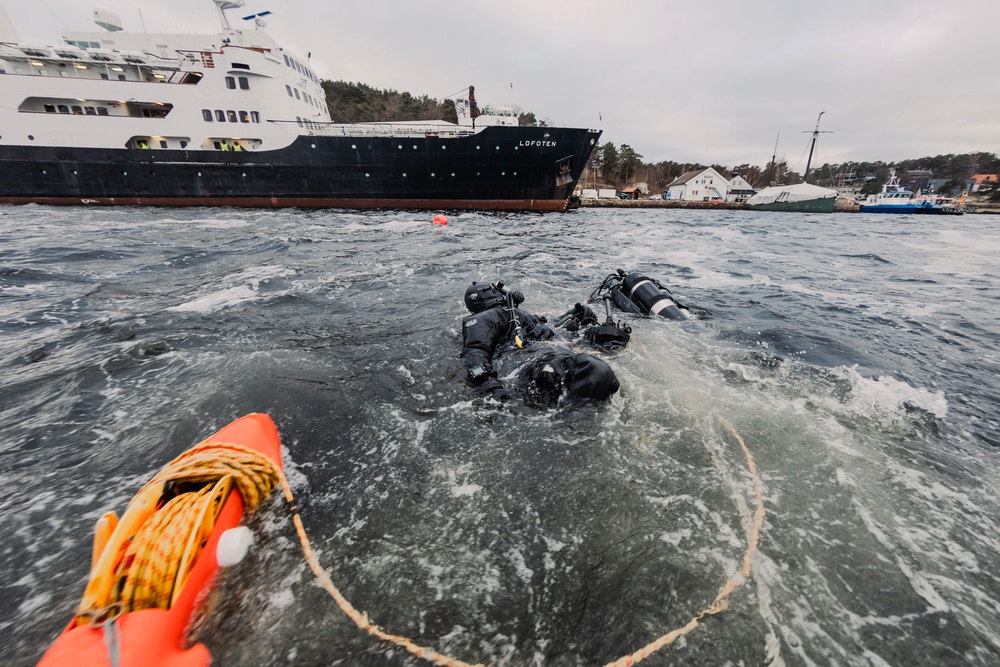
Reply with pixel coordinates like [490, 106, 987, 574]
[2, 205, 999, 667]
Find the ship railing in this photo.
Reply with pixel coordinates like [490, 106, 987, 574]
[270, 120, 482, 139]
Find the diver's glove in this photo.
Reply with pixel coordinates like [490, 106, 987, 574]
[555, 303, 598, 332]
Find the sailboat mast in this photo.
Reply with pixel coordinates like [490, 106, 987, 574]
[766, 130, 780, 186]
[803, 111, 825, 183]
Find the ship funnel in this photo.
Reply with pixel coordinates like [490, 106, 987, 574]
[93, 6, 124, 32]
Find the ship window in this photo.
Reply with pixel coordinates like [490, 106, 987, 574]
[85, 106, 96, 115]
[215, 109, 225, 122]
[202, 109, 213, 121]
[238, 76, 249, 90]
[250, 111, 260, 123]
[225, 76, 235, 89]
[159, 140, 167, 148]
[283, 54, 290, 67]
[227, 110, 237, 122]
[118, 74, 126, 81]
[57, 104, 69, 113]
[239, 110, 249, 123]
[97, 107, 109, 116]
[44, 104, 56, 112]
[293, 89, 300, 100]
[285, 85, 292, 97]
[232, 62, 250, 70]
[180, 140, 188, 148]
[100, 73, 109, 80]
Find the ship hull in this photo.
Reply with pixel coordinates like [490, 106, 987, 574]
[0, 126, 599, 212]
[748, 197, 836, 213]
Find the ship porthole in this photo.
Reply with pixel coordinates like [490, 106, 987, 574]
[441, 145, 446, 150]
[590, 139, 596, 145]
[501, 171, 506, 176]
[242, 173, 247, 177]
[413, 145, 417, 149]
[28, 135, 35, 141]
[311, 143, 316, 149]
[402, 172, 407, 177]
[513, 171, 517, 176]
[122, 171, 127, 176]
[495, 146, 500, 150]
[476, 146, 480, 150]
[365, 173, 369, 177]
[430, 172, 435, 177]
[515, 146, 518, 151]
[197, 171, 202, 177]
[72, 170, 77, 175]
[351, 144, 356, 149]
[41, 169, 47, 175]
[398, 145, 402, 149]
[451, 172, 455, 177]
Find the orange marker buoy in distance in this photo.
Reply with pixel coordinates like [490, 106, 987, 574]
[432, 214, 448, 226]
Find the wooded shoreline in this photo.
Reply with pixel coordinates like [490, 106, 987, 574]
[577, 198, 1000, 214]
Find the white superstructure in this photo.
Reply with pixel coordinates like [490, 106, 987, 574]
[0, 0, 331, 152]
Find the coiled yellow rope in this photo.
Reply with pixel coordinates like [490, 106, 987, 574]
[80, 440, 280, 620]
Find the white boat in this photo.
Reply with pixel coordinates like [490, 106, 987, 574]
[859, 171, 963, 214]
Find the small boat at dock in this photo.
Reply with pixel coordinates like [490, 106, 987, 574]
[859, 171, 964, 214]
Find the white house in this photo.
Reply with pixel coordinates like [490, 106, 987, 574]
[726, 174, 756, 203]
[665, 168, 729, 201]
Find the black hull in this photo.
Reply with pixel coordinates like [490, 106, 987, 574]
[0, 126, 599, 212]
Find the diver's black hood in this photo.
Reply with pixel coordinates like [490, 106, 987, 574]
[465, 282, 507, 314]
[518, 351, 620, 408]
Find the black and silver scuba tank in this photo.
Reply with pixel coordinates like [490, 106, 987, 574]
[619, 272, 688, 320]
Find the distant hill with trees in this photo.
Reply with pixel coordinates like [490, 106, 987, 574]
[320, 80, 545, 127]
[585, 143, 1000, 198]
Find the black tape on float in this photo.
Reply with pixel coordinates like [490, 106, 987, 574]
[620, 272, 688, 320]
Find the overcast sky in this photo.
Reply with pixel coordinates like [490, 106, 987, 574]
[5, 0, 998, 171]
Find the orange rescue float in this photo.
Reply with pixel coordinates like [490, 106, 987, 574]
[38, 413, 285, 667]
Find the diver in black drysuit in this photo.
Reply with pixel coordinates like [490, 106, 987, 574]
[460, 281, 627, 408]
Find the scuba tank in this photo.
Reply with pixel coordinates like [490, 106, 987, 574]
[617, 272, 688, 320]
[590, 269, 692, 320]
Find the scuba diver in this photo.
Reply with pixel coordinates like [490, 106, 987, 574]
[460, 281, 628, 408]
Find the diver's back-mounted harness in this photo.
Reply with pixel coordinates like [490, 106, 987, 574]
[586, 295, 631, 351]
[591, 269, 690, 321]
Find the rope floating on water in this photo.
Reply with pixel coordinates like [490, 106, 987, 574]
[280, 414, 766, 667]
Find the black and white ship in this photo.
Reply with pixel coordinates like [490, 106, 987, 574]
[0, 1, 600, 211]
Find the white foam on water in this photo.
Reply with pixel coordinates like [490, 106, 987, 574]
[166, 284, 257, 313]
[166, 264, 296, 313]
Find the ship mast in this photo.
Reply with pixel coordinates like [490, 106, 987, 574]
[802, 111, 832, 183]
[213, 0, 245, 30]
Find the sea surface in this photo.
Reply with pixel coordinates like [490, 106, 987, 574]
[2, 205, 999, 667]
